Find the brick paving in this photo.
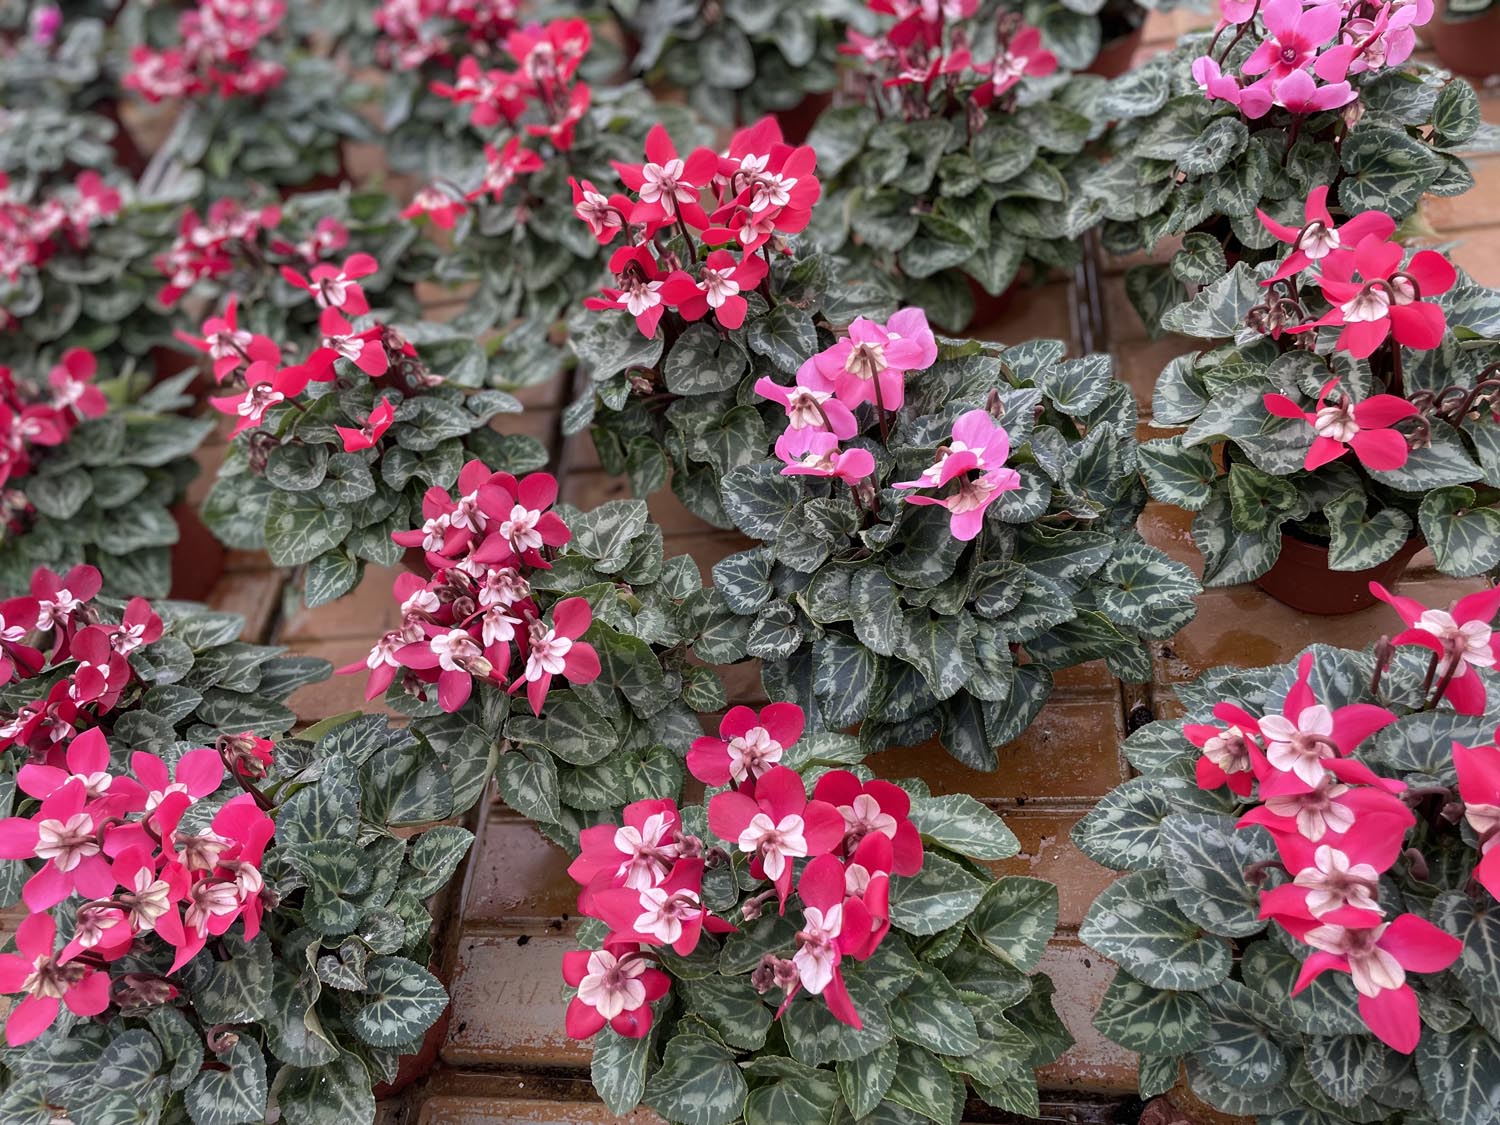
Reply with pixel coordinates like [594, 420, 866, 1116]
[144, 17, 1500, 1122]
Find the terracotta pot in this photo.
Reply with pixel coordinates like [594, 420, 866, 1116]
[964, 276, 1020, 333]
[373, 1004, 452, 1098]
[1425, 0, 1500, 78]
[169, 503, 226, 602]
[1252, 527, 1425, 615]
[776, 91, 834, 144]
[1087, 28, 1145, 78]
[279, 145, 351, 198]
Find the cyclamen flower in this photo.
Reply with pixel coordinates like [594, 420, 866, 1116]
[1286, 913, 1460, 1053]
[613, 124, 717, 229]
[591, 858, 734, 955]
[0, 913, 110, 1046]
[687, 703, 805, 788]
[335, 399, 396, 453]
[755, 364, 857, 440]
[1263, 377, 1416, 472]
[894, 409, 1019, 491]
[1452, 740, 1500, 902]
[562, 943, 668, 1039]
[476, 472, 570, 566]
[319, 309, 388, 377]
[1288, 235, 1456, 358]
[1258, 814, 1409, 924]
[569, 177, 630, 243]
[784, 855, 872, 1029]
[210, 360, 318, 437]
[0, 596, 42, 686]
[402, 186, 466, 229]
[812, 771, 924, 877]
[658, 249, 768, 331]
[467, 137, 544, 202]
[811, 308, 937, 412]
[1258, 187, 1397, 285]
[400, 625, 507, 712]
[16, 728, 137, 814]
[708, 765, 845, 909]
[47, 350, 107, 420]
[585, 245, 667, 337]
[280, 253, 379, 316]
[0, 783, 117, 910]
[32, 563, 101, 636]
[1371, 583, 1500, 715]
[1243, 0, 1343, 80]
[899, 467, 1021, 542]
[568, 798, 685, 902]
[174, 295, 280, 382]
[774, 430, 875, 485]
[1240, 772, 1412, 842]
[1185, 713, 1259, 796]
[971, 26, 1056, 107]
[132, 747, 224, 813]
[1254, 653, 1399, 788]
[513, 597, 601, 716]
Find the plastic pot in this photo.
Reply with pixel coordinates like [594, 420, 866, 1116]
[1252, 527, 1425, 615]
[1426, 0, 1500, 78]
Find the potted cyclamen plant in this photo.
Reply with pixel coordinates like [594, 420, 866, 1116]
[0, 567, 486, 1123]
[402, 16, 711, 387]
[599, 0, 856, 130]
[1079, 0, 1490, 338]
[121, 0, 372, 196]
[338, 458, 732, 847]
[807, 0, 1100, 329]
[564, 114, 908, 525]
[560, 704, 1073, 1123]
[184, 194, 544, 607]
[1137, 190, 1500, 613]
[1076, 586, 1500, 1123]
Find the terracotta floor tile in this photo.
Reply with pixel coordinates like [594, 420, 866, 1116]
[1035, 937, 1139, 1094]
[283, 639, 398, 722]
[1138, 501, 1205, 576]
[279, 563, 405, 643]
[986, 810, 1117, 929]
[442, 934, 588, 1068]
[663, 531, 758, 573]
[1116, 336, 1198, 416]
[493, 407, 561, 451]
[419, 1097, 663, 1124]
[206, 571, 284, 644]
[1446, 225, 1500, 288]
[460, 815, 578, 925]
[1426, 159, 1500, 232]
[1155, 573, 1488, 682]
[865, 697, 1127, 806]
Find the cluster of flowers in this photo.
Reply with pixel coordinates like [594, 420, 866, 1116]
[1188, 581, 1500, 1052]
[152, 198, 286, 307]
[339, 460, 598, 715]
[576, 118, 820, 336]
[0, 171, 122, 288]
[753, 306, 1021, 540]
[562, 703, 924, 1037]
[841, 0, 1057, 111]
[0, 352, 107, 503]
[1255, 190, 1456, 473]
[0, 731, 275, 1045]
[1193, 0, 1433, 118]
[428, 18, 591, 151]
[124, 0, 288, 102]
[167, 220, 423, 454]
[373, 0, 521, 71]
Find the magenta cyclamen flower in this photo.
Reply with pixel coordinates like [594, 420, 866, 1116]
[1243, 0, 1343, 80]
[774, 429, 874, 485]
[707, 766, 845, 910]
[1453, 741, 1500, 903]
[0, 913, 110, 1046]
[1370, 582, 1500, 715]
[562, 943, 669, 1039]
[1263, 378, 1417, 472]
[0, 783, 117, 910]
[687, 702, 804, 788]
[512, 597, 601, 716]
[1257, 186, 1397, 285]
[756, 362, 858, 440]
[811, 308, 937, 412]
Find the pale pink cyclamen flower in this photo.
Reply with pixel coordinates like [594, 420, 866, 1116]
[810, 308, 937, 412]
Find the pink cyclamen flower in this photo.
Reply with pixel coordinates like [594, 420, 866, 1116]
[783, 854, 873, 1029]
[335, 399, 396, 453]
[319, 309, 388, 377]
[1254, 652, 1400, 788]
[1452, 739, 1500, 902]
[657, 249, 768, 331]
[17, 728, 139, 816]
[774, 429, 875, 485]
[1240, 770, 1413, 843]
[400, 625, 506, 713]
[1270, 69, 1356, 115]
[894, 409, 1018, 490]
[584, 245, 668, 337]
[174, 296, 280, 383]
[1263, 377, 1416, 472]
[476, 472, 570, 566]
[1186, 711, 1260, 797]
[0, 913, 110, 1046]
[280, 253, 379, 316]
[812, 771, 924, 876]
[31, 563, 101, 636]
[755, 362, 858, 440]
[568, 799, 685, 904]
[1287, 913, 1461, 1053]
[688, 702, 805, 788]
[707, 765, 845, 910]
[1243, 0, 1343, 80]
[899, 468, 1020, 541]
[1257, 186, 1397, 284]
[47, 350, 107, 420]
[1257, 807, 1409, 925]
[569, 177, 631, 243]
[591, 858, 735, 955]
[210, 360, 318, 437]
[401, 186, 466, 229]
[0, 783, 117, 910]
[1371, 582, 1500, 715]
[613, 124, 718, 229]
[971, 26, 1056, 107]
[1290, 235, 1456, 358]
[131, 747, 224, 813]
[562, 943, 669, 1039]
[811, 308, 937, 412]
[512, 597, 601, 716]
[1192, 56, 1272, 117]
[0, 595, 43, 686]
